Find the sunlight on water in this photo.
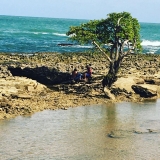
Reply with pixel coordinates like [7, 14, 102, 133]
[0, 100, 160, 159]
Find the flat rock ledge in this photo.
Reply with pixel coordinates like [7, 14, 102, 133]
[1, 53, 160, 120]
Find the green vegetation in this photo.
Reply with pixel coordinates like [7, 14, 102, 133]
[67, 12, 142, 87]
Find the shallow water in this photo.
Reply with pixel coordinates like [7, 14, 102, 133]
[1, 100, 160, 160]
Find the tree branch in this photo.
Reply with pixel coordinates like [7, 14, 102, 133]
[121, 40, 136, 59]
[92, 41, 112, 63]
[117, 17, 123, 26]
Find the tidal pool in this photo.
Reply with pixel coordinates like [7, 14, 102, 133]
[0, 100, 160, 160]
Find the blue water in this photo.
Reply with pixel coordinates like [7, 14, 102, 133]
[141, 23, 160, 54]
[0, 15, 160, 54]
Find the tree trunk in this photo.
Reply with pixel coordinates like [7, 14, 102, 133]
[102, 59, 121, 88]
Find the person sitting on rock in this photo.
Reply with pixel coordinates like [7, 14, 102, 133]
[71, 68, 82, 83]
[84, 65, 92, 81]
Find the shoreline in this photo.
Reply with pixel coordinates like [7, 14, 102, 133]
[0, 52, 160, 120]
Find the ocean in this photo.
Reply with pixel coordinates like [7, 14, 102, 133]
[0, 15, 160, 54]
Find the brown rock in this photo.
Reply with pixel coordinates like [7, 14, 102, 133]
[134, 78, 145, 84]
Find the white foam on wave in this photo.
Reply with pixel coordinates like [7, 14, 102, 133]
[52, 33, 67, 37]
[42, 32, 48, 35]
[142, 40, 160, 46]
[33, 32, 49, 35]
[33, 32, 39, 35]
[3, 30, 49, 35]
[73, 45, 93, 49]
[3, 30, 28, 34]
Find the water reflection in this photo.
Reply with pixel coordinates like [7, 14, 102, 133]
[0, 100, 160, 159]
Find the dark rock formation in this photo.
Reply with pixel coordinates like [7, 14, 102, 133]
[8, 66, 70, 85]
[132, 85, 157, 98]
[58, 43, 74, 46]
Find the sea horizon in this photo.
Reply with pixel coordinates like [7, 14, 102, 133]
[1, 14, 160, 24]
[0, 14, 90, 22]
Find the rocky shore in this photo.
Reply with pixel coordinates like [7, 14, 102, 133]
[0, 52, 160, 120]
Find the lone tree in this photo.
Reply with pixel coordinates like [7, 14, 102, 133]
[66, 12, 142, 87]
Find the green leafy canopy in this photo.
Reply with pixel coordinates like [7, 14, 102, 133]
[66, 12, 142, 53]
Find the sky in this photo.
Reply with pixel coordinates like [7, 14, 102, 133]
[0, 0, 160, 23]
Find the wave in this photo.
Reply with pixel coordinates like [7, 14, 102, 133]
[2, 30, 66, 36]
[141, 40, 160, 46]
[3, 30, 43, 35]
[33, 32, 48, 35]
[52, 33, 67, 37]
[73, 45, 93, 49]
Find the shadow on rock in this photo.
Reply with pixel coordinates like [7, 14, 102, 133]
[8, 66, 71, 85]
